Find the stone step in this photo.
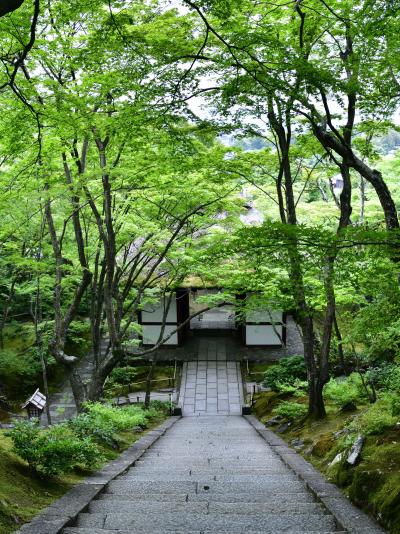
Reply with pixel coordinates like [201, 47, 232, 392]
[76, 512, 337, 532]
[120, 473, 300, 483]
[146, 448, 272, 454]
[65, 529, 346, 534]
[107, 479, 308, 495]
[130, 467, 290, 475]
[89, 500, 325, 515]
[137, 454, 280, 462]
[100, 492, 316, 504]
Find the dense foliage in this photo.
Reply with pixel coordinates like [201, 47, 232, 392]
[8, 402, 167, 475]
[0, 0, 399, 418]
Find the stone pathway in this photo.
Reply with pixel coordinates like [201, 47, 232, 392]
[63, 416, 345, 533]
[179, 360, 244, 416]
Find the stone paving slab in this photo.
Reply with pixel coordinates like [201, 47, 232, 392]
[179, 360, 244, 416]
[65, 529, 346, 534]
[76, 511, 337, 531]
[99, 492, 317, 504]
[121, 473, 300, 483]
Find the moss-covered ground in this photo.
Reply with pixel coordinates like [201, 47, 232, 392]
[252, 391, 400, 533]
[0, 411, 168, 533]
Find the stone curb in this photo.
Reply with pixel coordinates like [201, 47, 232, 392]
[15, 416, 181, 534]
[244, 415, 386, 534]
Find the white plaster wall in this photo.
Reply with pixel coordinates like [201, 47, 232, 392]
[141, 295, 177, 323]
[142, 324, 178, 345]
[245, 324, 283, 346]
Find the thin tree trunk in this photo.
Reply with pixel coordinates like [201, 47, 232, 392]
[0, 277, 17, 350]
[34, 278, 52, 425]
[144, 361, 155, 409]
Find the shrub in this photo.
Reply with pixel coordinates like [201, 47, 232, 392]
[272, 401, 308, 419]
[108, 366, 139, 386]
[367, 364, 400, 393]
[8, 420, 102, 476]
[388, 393, 400, 416]
[323, 373, 365, 406]
[274, 379, 309, 396]
[348, 397, 397, 436]
[263, 356, 307, 392]
[83, 402, 148, 431]
[71, 402, 166, 447]
[69, 412, 116, 447]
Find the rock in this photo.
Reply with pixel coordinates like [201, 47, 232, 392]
[0, 423, 15, 429]
[333, 428, 349, 439]
[304, 445, 313, 456]
[132, 426, 143, 433]
[276, 421, 292, 433]
[340, 401, 357, 412]
[347, 434, 365, 465]
[329, 451, 344, 467]
[290, 438, 305, 450]
[265, 415, 284, 426]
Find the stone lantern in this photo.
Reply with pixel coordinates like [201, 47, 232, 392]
[22, 389, 46, 420]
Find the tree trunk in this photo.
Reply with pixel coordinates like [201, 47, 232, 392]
[308, 376, 327, 419]
[144, 361, 155, 409]
[334, 314, 346, 374]
[0, 277, 17, 350]
[69, 367, 87, 413]
[268, 98, 325, 418]
[313, 125, 399, 230]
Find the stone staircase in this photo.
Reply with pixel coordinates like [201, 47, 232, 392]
[178, 360, 244, 416]
[62, 416, 345, 534]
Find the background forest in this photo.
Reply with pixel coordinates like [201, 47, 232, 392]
[0, 0, 400, 531]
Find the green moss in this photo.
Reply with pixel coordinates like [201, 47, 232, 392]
[0, 430, 77, 533]
[332, 458, 354, 487]
[252, 394, 400, 534]
[375, 474, 400, 533]
[311, 433, 335, 458]
[349, 469, 384, 506]
[252, 391, 279, 421]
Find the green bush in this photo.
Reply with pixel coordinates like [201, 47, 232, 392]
[8, 420, 102, 476]
[274, 379, 309, 396]
[272, 401, 308, 419]
[83, 402, 148, 431]
[367, 364, 400, 393]
[263, 356, 307, 392]
[71, 402, 166, 447]
[348, 397, 397, 436]
[69, 412, 116, 447]
[108, 366, 139, 386]
[388, 393, 400, 416]
[323, 373, 365, 406]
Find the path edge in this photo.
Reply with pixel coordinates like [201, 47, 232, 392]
[15, 415, 181, 534]
[244, 414, 386, 534]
